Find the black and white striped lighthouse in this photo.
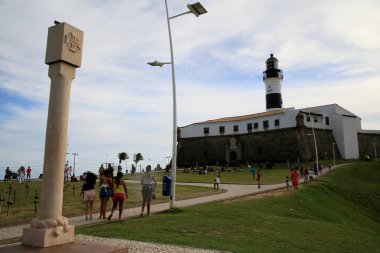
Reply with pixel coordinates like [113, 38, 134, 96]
[263, 54, 283, 111]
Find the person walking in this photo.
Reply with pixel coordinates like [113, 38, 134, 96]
[140, 165, 157, 216]
[82, 172, 97, 220]
[257, 169, 262, 188]
[98, 169, 113, 219]
[108, 172, 128, 221]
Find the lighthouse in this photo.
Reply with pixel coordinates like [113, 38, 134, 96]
[263, 54, 283, 111]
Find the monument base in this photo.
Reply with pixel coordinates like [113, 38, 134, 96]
[22, 225, 75, 248]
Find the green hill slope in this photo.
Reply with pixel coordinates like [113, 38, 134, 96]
[78, 162, 380, 253]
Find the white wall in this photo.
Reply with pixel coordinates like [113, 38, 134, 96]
[179, 104, 362, 160]
[342, 116, 360, 159]
[331, 114, 360, 159]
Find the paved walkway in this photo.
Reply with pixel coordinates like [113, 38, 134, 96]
[0, 164, 344, 252]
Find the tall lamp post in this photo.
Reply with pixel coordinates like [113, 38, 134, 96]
[374, 138, 377, 162]
[332, 142, 336, 166]
[305, 110, 319, 175]
[72, 153, 78, 179]
[148, 1, 207, 209]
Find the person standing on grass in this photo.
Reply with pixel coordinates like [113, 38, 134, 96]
[214, 171, 221, 190]
[314, 163, 318, 177]
[64, 163, 69, 183]
[251, 166, 257, 180]
[303, 168, 308, 182]
[140, 165, 157, 216]
[108, 171, 128, 221]
[98, 164, 105, 179]
[99, 169, 113, 219]
[26, 166, 31, 181]
[291, 168, 299, 189]
[257, 169, 262, 188]
[18, 166, 25, 184]
[309, 167, 314, 182]
[82, 172, 97, 220]
[285, 176, 291, 190]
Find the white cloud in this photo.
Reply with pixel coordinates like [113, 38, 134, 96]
[0, 0, 380, 178]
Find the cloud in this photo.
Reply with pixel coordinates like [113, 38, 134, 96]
[0, 0, 379, 178]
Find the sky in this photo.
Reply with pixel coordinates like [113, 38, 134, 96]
[0, 0, 379, 179]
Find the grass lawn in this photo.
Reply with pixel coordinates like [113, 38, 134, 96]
[77, 161, 380, 253]
[127, 159, 348, 185]
[0, 180, 216, 226]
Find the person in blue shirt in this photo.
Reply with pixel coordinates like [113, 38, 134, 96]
[251, 166, 257, 180]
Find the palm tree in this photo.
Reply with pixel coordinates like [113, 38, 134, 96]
[118, 152, 128, 165]
[133, 153, 144, 172]
[118, 152, 129, 172]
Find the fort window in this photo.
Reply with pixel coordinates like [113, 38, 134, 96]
[274, 119, 280, 126]
[203, 127, 209, 135]
[233, 125, 239, 132]
[254, 122, 258, 129]
[314, 116, 318, 123]
[306, 115, 310, 122]
[219, 126, 225, 134]
[247, 123, 252, 132]
[325, 116, 330, 125]
[263, 120, 269, 129]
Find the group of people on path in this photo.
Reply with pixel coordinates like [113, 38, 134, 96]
[3, 166, 31, 183]
[81, 164, 157, 221]
[286, 163, 327, 190]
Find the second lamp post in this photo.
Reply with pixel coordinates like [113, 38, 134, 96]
[148, 1, 207, 208]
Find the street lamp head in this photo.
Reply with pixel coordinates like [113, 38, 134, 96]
[147, 60, 172, 67]
[187, 2, 207, 17]
[148, 60, 163, 67]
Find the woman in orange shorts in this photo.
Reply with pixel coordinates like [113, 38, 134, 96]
[108, 172, 128, 220]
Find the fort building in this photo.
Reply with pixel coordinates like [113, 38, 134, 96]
[177, 55, 380, 166]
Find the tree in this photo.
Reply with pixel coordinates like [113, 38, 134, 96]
[133, 153, 144, 171]
[118, 152, 128, 165]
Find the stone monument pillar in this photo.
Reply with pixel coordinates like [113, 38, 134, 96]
[22, 22, 83, 248]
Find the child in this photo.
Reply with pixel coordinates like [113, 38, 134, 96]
[285, 176, 290, 190]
